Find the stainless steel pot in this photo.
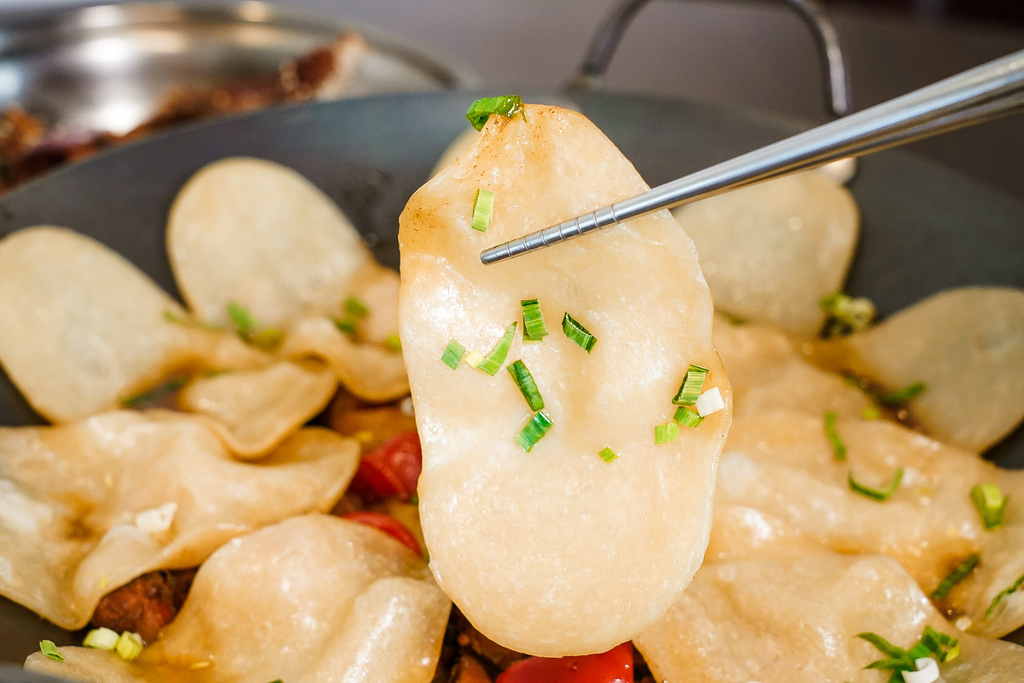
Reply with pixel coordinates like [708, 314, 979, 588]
[0, 1, 473, 135]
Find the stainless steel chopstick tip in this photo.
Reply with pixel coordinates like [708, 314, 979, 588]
[480, 242, 513, 264]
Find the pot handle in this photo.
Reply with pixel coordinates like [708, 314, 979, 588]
[568, 0, 852, 117]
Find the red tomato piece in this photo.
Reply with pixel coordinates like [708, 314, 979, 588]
[349, 430, 422, 502]
[496, 642, 634, 683]
[341, 511, 422, 556]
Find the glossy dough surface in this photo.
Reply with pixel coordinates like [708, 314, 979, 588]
[399, 105, 731, 656]
[177, 360, 336, 458]
[0, 226, 258, 422]
[636, 541, 1024, 683]
[672, 171, 859, 337]
[714, 410, 1024, 636]
[0, 413, 357, 629]
[709, 313, 1024, 638]
[827, 287, 1024, 452]
[26, 516, 451, 683]
[168, 158, 409, 401]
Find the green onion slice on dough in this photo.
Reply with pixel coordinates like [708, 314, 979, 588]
[466, 95, 525, 131]
[471, 189, 494, 232]
[848, 467, 904, 502]
[562, 312, 597, 353]
[476, 322, 517, 376]
[521, 299, 549, 341]
[508, 359, 545, 411]
[515, 411, 553, 452]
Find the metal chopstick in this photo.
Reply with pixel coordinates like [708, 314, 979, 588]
[480, 49, 1024, 265]
[745, 90, 1024, 188]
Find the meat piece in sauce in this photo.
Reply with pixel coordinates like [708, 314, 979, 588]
[0, 33, 369, 194]
[90, 569, 196, 643]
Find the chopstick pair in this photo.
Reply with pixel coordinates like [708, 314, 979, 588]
[481, 50, 1024, 265]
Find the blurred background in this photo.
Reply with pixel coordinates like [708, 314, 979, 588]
[0, 0, 1021, 198]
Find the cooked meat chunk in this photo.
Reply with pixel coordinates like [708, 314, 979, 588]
[90, 569, 196, 643]
[448, 652, 492, 683]
[0, 32, 369, 194]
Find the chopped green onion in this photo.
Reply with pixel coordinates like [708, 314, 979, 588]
[334, 318, 357, 335]
[476, 322, 517, 376]
[672, 364, 709, 406]
[931, 553, 980, 601]
[970, 483, 1009, 530]
[515, 411, 553, 452]
[598, 447, 618, 463]
[227, 301, 258, 335]
[251, 328, 285, 352]
[39, 640, 64, 661]
[857, 625, 959, 680]
[824, 411, 846, 461]
[876, 381, 927, 405]
[911, 626, 960, 663]
[655, 422, 679, 445]
[441, 339, 466, 370]
[856, 631, 907, 661]
[465, 95, 525, 131]
[520, 299, 549, 342]
[163, 310, 222, 331]
[83, 627, 120, 651]
[862, 406, 881, 420]
[848, 467, 903, 502]
[226, 302, 284, 351]
[561, 313, 597, 353]
[471, 188, 494, 232]
[985, 570, 1024, 619]
[383, 334, 402, 353]
[115, 631, 143, 662]
[345, 297, 370, 318]
[121, 376, 189, 409]
[464, 350, 485, 368]
[673, 406, 704, 428]
[409, 494, 419, 505]
[720, 311, 747, 326]
[820, 292, 876, 337]
[845, 375, 869, 390]
[507, 359, 544, 411]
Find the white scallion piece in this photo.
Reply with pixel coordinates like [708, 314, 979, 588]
[695, 387, 725, 417]
[82, 627, 119, 651]
[115, 631, 144, 661]
[400, 397, 415, 416]
[902, 657, 940, 683]
[134, 502, 178, 534]
[464, 350, 485, 368]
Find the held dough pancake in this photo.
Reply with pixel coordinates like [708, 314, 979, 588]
[399, 104, 731, 656]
